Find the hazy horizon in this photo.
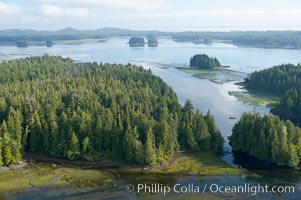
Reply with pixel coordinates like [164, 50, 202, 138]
[2, 26, 301, 32]
[1, 0, 301, 31]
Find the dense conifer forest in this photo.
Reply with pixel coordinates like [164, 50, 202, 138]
[0, 55, 223, 167]
[244, 63, 301, 123]
[245, 64, 301, 95]
[147, 38, 158, 47]
[231, 64, 301, 167]
[129, 37, 145, 47]
[190, 54, 221, 69]
[230, 112, 301, 167]
[171, 31, 301, 49]
[272, 89, 301, 123]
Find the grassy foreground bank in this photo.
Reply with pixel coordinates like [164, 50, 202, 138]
[0, 152, 239, 193]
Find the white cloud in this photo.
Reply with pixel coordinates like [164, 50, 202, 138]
[0, 1, 21, 15]
[104, 9, 301, 31]
[34, 0, 167, 11]
[40, 4, 89, 17]
[116, 9, 301, 19]
[2, 1, 301, 31]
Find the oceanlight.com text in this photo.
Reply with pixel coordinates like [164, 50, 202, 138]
[125, 183, 295, 196]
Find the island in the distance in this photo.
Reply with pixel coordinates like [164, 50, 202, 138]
[16, 40, 27, 48]
[129, 36, 159, 47]
[147, 38, 158, 47]
[147, 35, 158, 47]
[190, 54, 222, 69]
[129, 37, 145, 47]
[46, 40, 53, 47]
[176, 54, 242, 85]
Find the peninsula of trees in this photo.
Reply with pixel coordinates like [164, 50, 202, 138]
[231, 63, 301, 167]
[190, 54, 222, 69]
[129, 37, 145, 47]
[171, 31, 301, 49]
[244, 63, 301, 123]
[230, 111, 301, 167]
[0, 55, 223, 167]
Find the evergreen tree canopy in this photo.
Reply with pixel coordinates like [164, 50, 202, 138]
[129, 37, 145, 47]
[244, 63, 301, 123]
[230, 111, 301, 167]
[190, 54, 221, 69]
[0, 55, 223, 167]
[245, 63, 301, 95]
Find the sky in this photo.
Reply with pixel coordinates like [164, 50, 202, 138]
[1, 0, 301, 31]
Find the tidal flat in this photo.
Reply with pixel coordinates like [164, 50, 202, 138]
[177, 67, 279, 107]
[177, 68, 247, 84]
[0, 152, 238, 196]
[228, 91, 279, 107]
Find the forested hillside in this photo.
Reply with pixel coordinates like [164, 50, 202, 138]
[272, 89, 301, 123]
[230, 112, 301, 167]
[244, 64, 301, 123]
[244, 64, 301, 95]
[0, 55, 222, 167]
[171, 31, 301, 49]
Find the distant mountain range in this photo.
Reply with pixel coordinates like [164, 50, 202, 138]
[0, 27, 167, 42]
[0, 27, 171, 45]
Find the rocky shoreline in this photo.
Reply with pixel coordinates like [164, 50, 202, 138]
[0, 161, 28, 172]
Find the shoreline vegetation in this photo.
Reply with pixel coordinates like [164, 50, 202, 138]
[230, 64, 301, 167]
[179, 58, 301, 168]
[230, 111, 301, 168]
[243, 63, 301, 124]
[177, 66, 280, 107]
[1, 39, 108, 47]
[177, 54, 247, 84]
[176, 67, 246, 84]
[0, 151, 239, 193]
[0, 55, 233, 194]
[228, 91, 279, 107]
[176, 54, 282, 107]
